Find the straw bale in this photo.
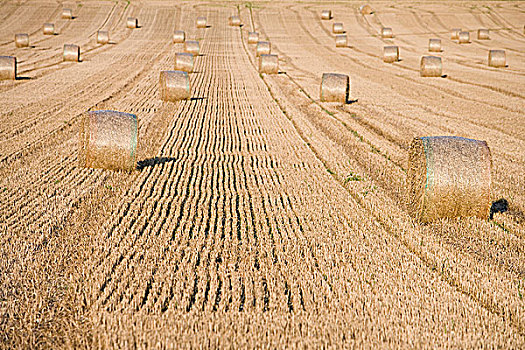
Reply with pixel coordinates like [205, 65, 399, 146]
[97, 31, 109, 45]
[127, 17, 138, 29]
[79, 110, 138, 171]
[428, 38, 441, 52]
[381, 27, 393, 38]
[248, 32, 259, 44]
[62, 8, 72, 19]
[184, 40, 200, 56]
[196, 16, 207, 28]
[175, 52, 194, 73]
[229, 16, 241, 27]
[256, 41, 271, 56]
[63, 44, 80, 62]
[0, 56, 16, 80]
[477, 29, 490, 40]
[488, 50, 506, 68]
[451, 28, 461, 40]
[420, 56, 442, 77]
[332, 23, 344, 34]
[43, 23, 55, 35]
[458, 31, 470, 44]
[320, 73, 349, 103]
[173, 30, 185, 43]
[335, 35, 347, 48]
[15, 34, 29, 48]
[321, 10, 332, 20]
[407, 136, 492, 223]
[383, 45, 399, 63]
[360, 5, 373, 15]
[259, 54, 278, 74]
[159, 70, 190, 102]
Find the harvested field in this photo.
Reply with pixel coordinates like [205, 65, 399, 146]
[0, 0, 524, 348]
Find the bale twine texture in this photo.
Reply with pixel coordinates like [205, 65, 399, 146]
[0, 56, 16, 80]
[15, 34, 29, 48]
[428, 38, 441, 52]
[451, 28, 461, 40]
[320, 73, 349, 103]
[43, 23, 55, 35]
[63, 44, 80, 62]
[420, 56, 442, 77]
[458, 31, 470, 44]
[248, 32, 259, 44]
[229, 16, 241, 26]
[159, 70, 190, 102]
[196, 16, 207, 28]
[332, 23, 344, 34]
[321, 10, 332, 20]
[175, 52, 194, 73]
[79, 110, 138, 171]
[360, 5, 373, 15]
[383, 45, 399, 63]
[256, 41, 271, 56]
[407, 136, 492, 223]
[97, 31, 109, 44]
[173, 30, 185, 43]
[259, 54, 279, 74]
[477, 29, 490, 40]
[62, 8, 72, 19]
[127, 17, 138, 29]
[335, 35, 347, 47]
[488, 50, 506, 68]
[184, 40, 200, 56]
[381, 27, 393, 38]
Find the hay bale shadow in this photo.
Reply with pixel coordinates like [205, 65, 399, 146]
[190, 97, 205, 101]
[15, 76, 31, 80]
[490, 198, 508, 220]
[137, 157, 176, 170]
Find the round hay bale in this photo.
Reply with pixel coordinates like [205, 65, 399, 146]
[420, 56, 442, 77]
[0, 56, 16, 80]
[79, 110, 138, 171]
[458, 31, 470, 44]
[256, 41, 271, 56]
[43, 23, 55, 35]
[407, 136, 492, 223]
[320, 73, 349, 103]
[15, 34, 29, 48]
[428, 38, 441, 52]
[321, 10, 332, 20]
[383, 45, 399, 63]
[173, 30, 185, 43]
[97, 31, 109, 45]
[332, 22, 344, 34]
[229, 15, 241, 27]
[127, 17, 138, 29]
[477, 28, 490, 40]
[451, 28, 461, 40]
[359, 5, 373, 15]
[248, 32, 259, 44]
[335, 34, 347, 47]
[63, 44, 80, 62]
[62, 8, 72, 19]
[381, 27, 393, 38]
[159, 70, 190, 102]
[184, 40, 200, 56]
[259, 54, 278, 74]
[196, 16, 207, 28]
[175, 52, 194, 73]
[488, 50, 506, 68]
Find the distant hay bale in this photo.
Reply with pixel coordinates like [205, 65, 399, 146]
[175, 52, 194, 73]
[15, 34, 29, 48]
[0, 56, 16, 80]
[335, 35, 347, 47]
[488, 50, 506, 68]
[320, 73, 349, 103]
[256, 41, 271, 56]
[383, 45, 399, 63]
[428, 38, 441, 52]
[196, 16, 207, 28]
[173, 30, 185, 43]
[229, 15, 241, 26]
[332, 23, 344, 34]
[62, 8, 72, 19]
[79, 110, 138, 171]
[321, 10, 332, 20]
[259, 54, 278, 74]
[127, 17, 138, 29]
[420, 56, 442, 77]
[407, 136, 492, 223]
[43, 23, 55, 35]
[458, 31, 470, 44]
[381, 27, 393, 38]
[63, 44, 80, 62]
[451, 28, 461, 40]
[159, 70, 190, 102]
[248, 32, 259, 44]
[359, 5, 373, 15]
[477, 28, 490, 40]
[97, 31, 109, 44]
[184, 40, 200, 56]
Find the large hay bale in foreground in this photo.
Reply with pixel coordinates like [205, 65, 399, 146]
[320, 73, 349, 103]
[321, 10, 332, 20]
[173, 30, 185, 43]
[256, 41, 271, 56]
[63, 44, 80, 62]
[381, 27, 393, 38]
[127, 17, 138, 29]
[159, 70, 190, 102]
[79, 110, 138, 171]
[383, 45, 399, 63]
[332, 23, 344, 34]
[196, 16, 207, 28]
[97, 31, 109, 44]
[0, 56, 16, 80]
[477, 29, 490, 40]
[458, 31, 470, 44]
[428, 38, 441, 52]
[259, 54, 278, 74]
[175, 52, 194, 73]
[407, 136, 492, 223]
[184, 40, 200, 56]
[488, 50, 506, 68]
[451, 28, 461, 40]
[420, 56, 442, 77]
[359, 5, 373, 15]
[248, 32, 259, 44]
[15, 34, 29, 48]
[229, 15, 241, 26]
[43, 23, 55, 35]
[335, 35, 347, 47]
[62, 8, 72, 19]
